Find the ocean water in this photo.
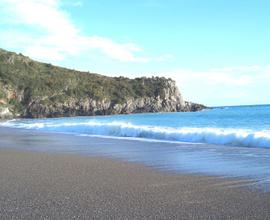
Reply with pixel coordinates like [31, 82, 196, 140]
[1, 105, 270, 190]
[2, 105, 270, 148]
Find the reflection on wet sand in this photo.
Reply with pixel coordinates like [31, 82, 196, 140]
[1, 127, 270, 191]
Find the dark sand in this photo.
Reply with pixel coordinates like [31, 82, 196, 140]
[0, 149, 270, 219]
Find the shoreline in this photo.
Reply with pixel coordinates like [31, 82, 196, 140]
[1, 126, 270, 181]
[1, 148, 270, 219]
[1, 126, 270, 188]
[1, 126, 270, 218]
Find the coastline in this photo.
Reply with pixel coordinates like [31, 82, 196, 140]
[0, 125, 270, 219]
[1, 148, 270, 219]
[1, 126, 270, 183]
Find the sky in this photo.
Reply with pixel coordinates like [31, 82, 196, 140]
[0, 0, 270, 106]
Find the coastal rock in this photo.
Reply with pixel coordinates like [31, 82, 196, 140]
[183, 101, 206, 112]
[23, 85, 205, 118]
[0, 107, 12, 119]
[0, 48, 206, 118]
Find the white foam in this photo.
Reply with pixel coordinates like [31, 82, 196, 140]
[1, 120, 270, 148]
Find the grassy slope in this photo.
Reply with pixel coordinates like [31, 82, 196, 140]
[0, 49, 171, 115]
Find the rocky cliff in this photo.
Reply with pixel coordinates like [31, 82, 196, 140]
[0, 48, 206, 119]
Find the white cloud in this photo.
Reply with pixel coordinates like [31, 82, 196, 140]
[67, 1, 83, 7]
[0, 0, 157, 63]
[144, 65, 270, 106]
[161, 65, 270, 86]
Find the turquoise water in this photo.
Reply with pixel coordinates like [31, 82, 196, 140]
[2, 105, 270, 148]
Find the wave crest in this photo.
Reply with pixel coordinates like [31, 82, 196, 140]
[1, 120, 270, 148]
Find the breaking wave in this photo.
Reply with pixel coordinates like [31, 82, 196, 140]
[1, 120, 270, 148]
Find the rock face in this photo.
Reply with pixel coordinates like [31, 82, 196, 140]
[183, 101, 206, 112]
[22, 79, 205, 118]
[0, 48, 206, 119]
[0, 107, 12, 119]
[25, 81, 186, 118]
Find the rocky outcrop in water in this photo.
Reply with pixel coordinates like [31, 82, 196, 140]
[0, 48, 206, 118]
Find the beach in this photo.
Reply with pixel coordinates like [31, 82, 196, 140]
[1, 1, 270, 218]
[0, 148, 270, 219]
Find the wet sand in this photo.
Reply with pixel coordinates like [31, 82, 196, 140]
[0, 149, 270, 219]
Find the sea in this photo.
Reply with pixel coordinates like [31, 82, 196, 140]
[1, 104, 270, 190]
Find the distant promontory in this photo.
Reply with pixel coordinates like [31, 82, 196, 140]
[0, 48, 205, 119]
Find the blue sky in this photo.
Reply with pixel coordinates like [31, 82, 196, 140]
[0, 0, 270, 106]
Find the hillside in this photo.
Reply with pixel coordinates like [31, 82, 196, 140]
[0, 48, 205, 118]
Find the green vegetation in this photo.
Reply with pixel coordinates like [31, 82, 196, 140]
[0, 48, 178, 117]
[0, 50, 170, 100]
